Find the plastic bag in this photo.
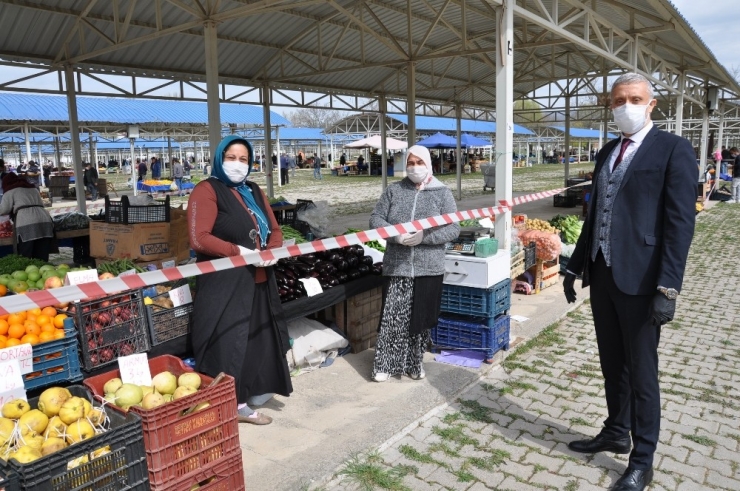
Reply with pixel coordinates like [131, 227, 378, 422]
[296, 201, 330, 238]
[52, 212, 90, 231]
[519, 229, 561, 261]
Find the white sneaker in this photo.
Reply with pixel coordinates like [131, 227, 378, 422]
[409, 367, 426, 380]
[373, 372, 390, 383]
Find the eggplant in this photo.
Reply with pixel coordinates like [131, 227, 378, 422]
[347, 255, 359, 268]
[283, 268, 297, 280]
[351, 245, 365, 256]
[337, 272, 349, 283]
[372, 263, 383, 275]
[294, 263, 314, 275]
[278, 288, 288, 296]
[347, 269, 361, 280]
[327, 253, 341, 262]
[310, 271, 320, 278]
[335, 259, 348, 271]
[298, 255, 318, 266]
[357, 264, 370, 275]
[361, 255, 374, 266]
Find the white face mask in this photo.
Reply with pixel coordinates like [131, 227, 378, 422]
[222, 160, 249, 183]
[406, 165, 428, 183]
[612, 102, 652, 135]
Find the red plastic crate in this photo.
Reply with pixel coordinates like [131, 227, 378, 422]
[161, 450, 245, 491]
[83, 355, 240, 489]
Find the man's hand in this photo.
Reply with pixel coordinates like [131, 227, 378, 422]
[400, 231, 423, 246]
[649, 293, 676, 326]
[563, 272, 577, 303]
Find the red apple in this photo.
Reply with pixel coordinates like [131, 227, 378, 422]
[44, 276, 63, 289]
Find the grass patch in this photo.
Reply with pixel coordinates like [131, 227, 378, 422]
[338, 452, 411, 491]
[458, 399, 496, 424]
[502, 322, 566, 370]
[451, 468, 476, 483]
[429, 442, 460, 458]
[398, 445, 436, 465]
[442, 412, 462, 424]
[565, 479, 578, 491]
[433, 425, 479, 446]
[480, 382, 496, 392]
[570, 417, 591, 426]
[534, 464, 547, 473]
[682, 434, 717, 447]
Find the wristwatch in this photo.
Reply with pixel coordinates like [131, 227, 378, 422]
[657, 286, 679, 300]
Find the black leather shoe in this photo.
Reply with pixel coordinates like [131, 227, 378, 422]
[611, 467, 653, 490]
[567, 433, 631, 454]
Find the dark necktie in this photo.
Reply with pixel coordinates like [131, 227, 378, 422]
[613, 138, 632, 169]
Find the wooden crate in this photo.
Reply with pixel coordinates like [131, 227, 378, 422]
[528, 257, 560, 293]
[510, 250, 525, 279]
[334, 286, 383, 353]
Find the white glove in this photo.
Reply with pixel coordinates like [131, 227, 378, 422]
[400, 231, 423, 246]
[237, 245, 254, 255]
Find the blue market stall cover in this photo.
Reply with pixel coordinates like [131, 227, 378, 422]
[460, 134, 492, 147]
[389, 114, 534, 135]
[415, 132, 457, 148]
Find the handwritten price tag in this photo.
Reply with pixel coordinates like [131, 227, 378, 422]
[169, 285, 193, 308]
[119, 269, 137, 277]
[118, 353, 152, 386]
[0, 360, 27, 406]
[64, 269, 99, 286]
[0, 343, 34, 375]
[299, 277, 323, 297]
[161, 260, 176, 269]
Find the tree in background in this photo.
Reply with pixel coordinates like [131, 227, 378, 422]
[282, 105, 347, 129]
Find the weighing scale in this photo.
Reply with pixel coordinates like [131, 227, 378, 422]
[444, 227, 491, 255]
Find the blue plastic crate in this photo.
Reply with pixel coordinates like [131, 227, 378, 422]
[431, 314, 510, 362]
[22, 320, 83, 391]
[440, 278, 511, 317]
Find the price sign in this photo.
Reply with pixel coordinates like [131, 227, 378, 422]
[119, 269, 137, 277]
[0, 343, 34, 375]
[169, 285, 193, 307]
[161, 260, 176, 269]
[0, 359, 27, 406]
[299, 277, 323, 297]
[282, 239, 296, 247]
[64, 269, 99, 286]
[118, 353, 152, 386]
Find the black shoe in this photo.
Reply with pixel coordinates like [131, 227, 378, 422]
[568, 433, 631, 454]
[611, 467, 653, 490]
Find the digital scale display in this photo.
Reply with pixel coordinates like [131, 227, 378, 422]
[445, 241, 476, 254]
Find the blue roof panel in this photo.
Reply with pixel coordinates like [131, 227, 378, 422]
[389, 114, 533, 135]
[549, 126, 617, 139]
[0, 93, 290, 126]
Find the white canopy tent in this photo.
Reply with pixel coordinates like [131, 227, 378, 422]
[344, 135, 408, 151]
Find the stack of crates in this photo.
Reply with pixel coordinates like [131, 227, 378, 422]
[432, 278, 511, 363]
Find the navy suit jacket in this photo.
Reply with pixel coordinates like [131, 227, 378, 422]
[568, 125, 698, 295]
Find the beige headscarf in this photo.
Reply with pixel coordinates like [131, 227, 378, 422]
[406, 145, 434, 189]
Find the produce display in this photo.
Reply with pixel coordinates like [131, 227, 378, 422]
[269, 195, 288, 205]
[0, 263, 96, 295]
[140, 179, 172, 186]
[0, 387, 111, 465]
[274, 245, 382, 302]
[548, 214, 583, 245]
[0, 307, 68, 348]
[519, 229, 561, 261]
[143, 283, 180, 311]
[280, 225, 308, 244]
[0, 255, 49, 276]
[0, 220, 12, 238]
[525, 218, 559, 234]
[100, 371, 206, 412]
[458, 219, 480, 227]
[96, 259, 144, 276]
[343, 229, 386, 253]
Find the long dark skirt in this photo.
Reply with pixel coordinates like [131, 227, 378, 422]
[239, 283, 293, 403]
[372, 276, 442, 378]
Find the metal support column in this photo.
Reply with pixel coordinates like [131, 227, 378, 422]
[262, 85, 274, 198]
[564, 92, 571, 186]
[495, 0, 514, 249]
[699, 109, 709, 171]
[276, 126, 282, 188]
[130, 138, 137, 196]
[64, 66, 86, 213]
[204, 21, 222, 156]
[24, 123, 32, 164]
[167, 135, 172, 176]
[54, 135, 61, 167]
[717, 106, 725, 170]
[675, 72, 685, 137]
[455, 104, 462, 200]
[602, 75, 609, 146]
[380, 95, 388, 190]
[407, 62, 416, 145]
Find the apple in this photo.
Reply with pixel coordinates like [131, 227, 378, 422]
[98, 273, 115, 280]
[44, 276, 63, 289]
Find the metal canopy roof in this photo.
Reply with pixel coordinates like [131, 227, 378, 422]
[388, 114, 534, 135]
[0, 0, 737, 117]
[0, 93, 289, 127]
[548, 126, 618, 139]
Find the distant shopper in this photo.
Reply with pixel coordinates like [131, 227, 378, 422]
[0, 160, 6, 203]
[313, 153, 322, 180]
[357, 155, 367, 174]
[280, 153, 289, 185]
[0, 173, 54, 261]
[722, 146, 732, 160]
[172, 158, 185, 196]
[137, 158, 147, 181]
[151, 156, 161, 180]
[83, 162, 99, 201]
[369, 145, 460, 382]
[188, 135, 292, 425]
[25, 161, 41, 188]
[731, 147, 740, 203]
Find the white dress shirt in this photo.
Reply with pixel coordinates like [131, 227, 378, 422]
[608, 121, 654, 172]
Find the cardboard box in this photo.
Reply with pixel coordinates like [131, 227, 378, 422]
[90, 221, 170, 261]
[169, 216, 191, 263]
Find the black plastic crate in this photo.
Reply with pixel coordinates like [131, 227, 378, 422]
[0, 386, 148, 491]
[0, 470, 18, 491]
[146, 303, 193, 346]
[524, 242, 536, 269]
[553, 194, 577, 208]
[105, 195, 170, 224]
[67, 289, 150, 371]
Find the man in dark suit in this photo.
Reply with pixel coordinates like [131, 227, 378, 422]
[563, 73, 697, 491]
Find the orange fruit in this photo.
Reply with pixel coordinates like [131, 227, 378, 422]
[7, 313, 23, 326]
[5, 338, 21, 347]
[25, 312, 36, 322]
[8, 323, 25, 339]
[36, 315, 50, 327]
[0, 314, 8, 321]
[0, 334, 6, 344]
[21, 333, 39, 345]
[38, 331, 55, 343]
[41, 323, 56, 333]
[41, 306, 57, 318]
[24, 323, 41, 336]
[0, 285, 7, 297]
[53, 314, 68, 329]
[0, 319, 8, 336]
[53, 329, 66, 340]
[0, 339, 5, 349]
[29, 307, 42, 317]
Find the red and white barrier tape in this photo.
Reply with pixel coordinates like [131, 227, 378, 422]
[0, 186, 574, 315]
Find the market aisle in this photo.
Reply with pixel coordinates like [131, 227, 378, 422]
[318, 202, 740, 490]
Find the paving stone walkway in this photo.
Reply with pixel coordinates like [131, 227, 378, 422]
[322, 203, 740, 490]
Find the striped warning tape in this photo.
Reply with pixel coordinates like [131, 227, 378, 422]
[0, 186, 572, 315]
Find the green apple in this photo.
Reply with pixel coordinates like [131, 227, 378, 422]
[57, 264, 71, 271]
[7, 279, 18, 291]
[12, 271, 28, 281]
[39, 265, 55, 273]
[35, 279, 46, 289]
[27, 272, 41, 283]
[11, 281, 28, 293]
[0, 274, 11, 286]
[25, 265, 39, 273]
